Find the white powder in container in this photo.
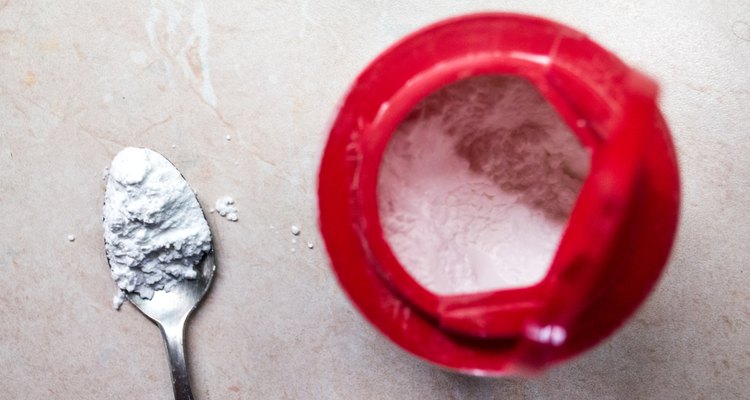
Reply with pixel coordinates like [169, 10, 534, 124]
[377, 76, 590, 295]
[103, 147, 212, 309]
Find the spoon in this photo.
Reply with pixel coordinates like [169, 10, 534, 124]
[121, 250, 215, 400]
[103, 147, 216, 400]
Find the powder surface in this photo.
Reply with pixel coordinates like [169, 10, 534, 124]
[103, 147, 211, 307]
[377, 76, 590, 295]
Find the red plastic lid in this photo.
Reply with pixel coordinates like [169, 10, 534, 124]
[318, 13, 680, 374]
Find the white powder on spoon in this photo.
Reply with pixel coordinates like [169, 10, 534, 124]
[378, 76, 590, 295]
[103, 147, 212, 309]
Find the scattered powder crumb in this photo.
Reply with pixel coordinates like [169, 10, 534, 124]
[292, 238, 297, 244]
[215, 196, 239, 222]
[112, 290, 126, 310]
[67, 235, 76, 242]
[225, 135, 231, 141]
[291, 225, 301, 235]
[378, 76, 590, 295]
[290, 248, 296, 253]
[171, 144, 177, 149]
[307, 242, 314, 249]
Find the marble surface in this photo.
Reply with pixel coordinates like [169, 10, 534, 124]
[1, 0, 749, 398]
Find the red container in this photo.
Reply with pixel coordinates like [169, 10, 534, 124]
[318, 13, 680, 375]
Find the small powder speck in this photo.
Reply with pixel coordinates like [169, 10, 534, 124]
[67, 235, 76, 242]
[292, 238, 297, 244]
[171, 144, 177, 149]
[290, 248, 296, 253]
[307, 242, 314, 249]
[112, 290, 126, 310]
[226, 135, 231, 141]
[291, 225, 301, 235]
[215, 196, 238, 222]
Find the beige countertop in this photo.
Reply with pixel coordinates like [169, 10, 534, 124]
[1, 0, 749, 398]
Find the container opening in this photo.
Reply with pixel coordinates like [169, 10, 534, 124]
[377, 75, 591, 296]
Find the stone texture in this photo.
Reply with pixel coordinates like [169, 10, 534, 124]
[0, 0, 748, 398]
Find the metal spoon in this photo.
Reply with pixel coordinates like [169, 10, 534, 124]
[103, 148, 215, 399]
[121, 250, 216, 400]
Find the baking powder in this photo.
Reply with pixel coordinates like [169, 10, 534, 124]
[215, 196, 239, 221]
[377, 76, 589, 295]
[103, 147, 211, 309]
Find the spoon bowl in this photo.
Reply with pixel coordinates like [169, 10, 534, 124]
[126, 251, 216, 325]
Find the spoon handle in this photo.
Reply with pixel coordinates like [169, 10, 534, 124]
[159, 320, 195, 400]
